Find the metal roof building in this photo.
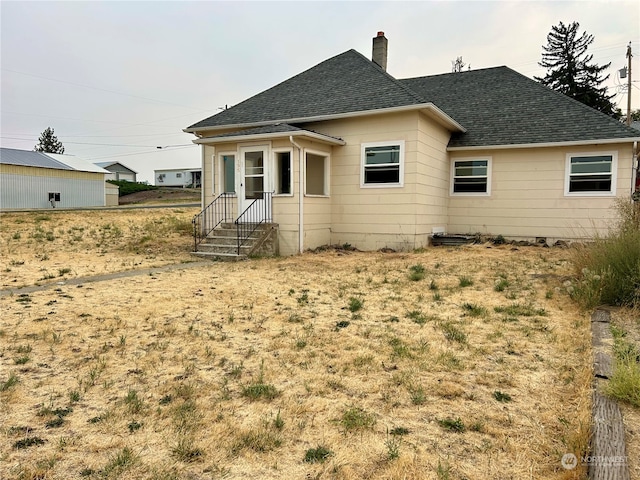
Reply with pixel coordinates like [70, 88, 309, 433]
[0, 148, 110, 209]
[94, 161, 138, 182]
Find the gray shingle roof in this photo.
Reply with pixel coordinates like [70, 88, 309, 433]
[186, 52, 639, 148]
[187, 50, 424, 130]
[400, 67, 639, 148]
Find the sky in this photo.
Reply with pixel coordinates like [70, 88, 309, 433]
[1, 1, 639, 184]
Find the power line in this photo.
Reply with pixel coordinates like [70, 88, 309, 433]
[1, 67, 211, 112]
[0, 136, 193, 148]
[85, 145, 197, 161]
[1, 131, 189, 138]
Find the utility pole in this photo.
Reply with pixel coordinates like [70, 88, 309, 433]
[626, 43, 632, 126]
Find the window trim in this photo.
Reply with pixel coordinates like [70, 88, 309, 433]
[360, 140, 405, 188]
[450, 157, 492, 196]
[564, 151, 617, 197]
[304, 148, 330, 197]
[218, 151, 237, 195]
[273, 148, 294, 197]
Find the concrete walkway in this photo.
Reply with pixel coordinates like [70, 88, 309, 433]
[0, 260, 212, 298]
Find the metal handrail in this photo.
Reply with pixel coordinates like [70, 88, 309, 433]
[192, 193, 234, 251]
[235, 191, 273, 255]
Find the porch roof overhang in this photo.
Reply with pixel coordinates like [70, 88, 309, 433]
[184, 103, 466, 137]
[191, 123, 346, 146]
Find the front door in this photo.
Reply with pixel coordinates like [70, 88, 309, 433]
[238, 145, 270, 223]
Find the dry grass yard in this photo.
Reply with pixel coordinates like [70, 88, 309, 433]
[0, 208, 598, 479]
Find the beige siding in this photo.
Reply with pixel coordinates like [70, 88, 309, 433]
[307, 111, 424, 251]
[415, 112, 451, 244]
[273, 143, 301, 256]
[105, 183, 119, 206]
[196, 116, 634, 256]
[448, 144, 634, 241]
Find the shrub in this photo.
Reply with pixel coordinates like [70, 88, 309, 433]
[107, 180, 158, 197]
[571, 197, 640, 308]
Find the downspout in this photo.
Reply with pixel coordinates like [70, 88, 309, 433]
[290, 136, 304, 254]
[201, 145, 207, 209]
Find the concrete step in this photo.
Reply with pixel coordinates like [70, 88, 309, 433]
[203, 235, 255, 246]
[194, 222, 277, 261]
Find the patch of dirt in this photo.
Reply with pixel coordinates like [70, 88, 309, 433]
[118, 187, 200, 205]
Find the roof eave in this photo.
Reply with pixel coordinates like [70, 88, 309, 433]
[193, 130, 346, 146]
[447, 136, 640, 152]
[184, 103, 466, 136]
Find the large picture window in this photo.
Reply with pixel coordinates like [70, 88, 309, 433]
[361, 141, 404, 187]
[565, 153, 616, 195]
[451, 158, 491, 195]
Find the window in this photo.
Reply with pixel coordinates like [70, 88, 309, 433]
[244, 151, 264, 200]
[566, 153, 616, 195]
[176, 173, 182, 178]
[305, 152, 329, 196]
[221, 154, 235, 193]
[361, 141, 404, 187]
[48, 192, 60, 202]
[452, 158, 491, 195]
[275, 151, 292, 195]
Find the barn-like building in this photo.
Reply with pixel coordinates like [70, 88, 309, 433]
[0, 148, 112, 209]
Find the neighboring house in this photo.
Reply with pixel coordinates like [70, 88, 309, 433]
[0, 148, 110, 209]
[184, 32, 640, 256]
[154, 168, 201, 188]
[94, 161, 137, 182]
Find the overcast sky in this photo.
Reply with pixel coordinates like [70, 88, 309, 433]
[2, 1, 639, 183]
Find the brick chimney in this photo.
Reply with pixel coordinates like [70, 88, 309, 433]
[372, 31, 388, 71]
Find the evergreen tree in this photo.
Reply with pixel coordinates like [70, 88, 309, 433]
[34, 127, 65, 154]
[535, 21, 616, 117]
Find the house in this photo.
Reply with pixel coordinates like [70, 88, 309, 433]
[0, 148, 112, 209]
[184, 32, 640, 257]
[154, 168, 201, 188]
[94, 161, 138, 182]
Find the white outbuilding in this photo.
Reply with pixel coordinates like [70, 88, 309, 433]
[154, 168, 201, 188]
[0, 147, 110, 209]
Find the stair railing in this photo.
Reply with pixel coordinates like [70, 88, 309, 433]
[192, 193, 234, 251]
[235, 191, 273, 255]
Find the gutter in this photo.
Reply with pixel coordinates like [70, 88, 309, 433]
[289, 136, 304, 254]
[192, 130, 345, 146]
[201, 145, 208, 209]
[447, 137, 640, 152]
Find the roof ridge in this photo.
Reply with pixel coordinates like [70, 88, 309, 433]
[400, 65, 510, 82]
[345, 49, 427, 104]
[503, 67, 640, 134]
